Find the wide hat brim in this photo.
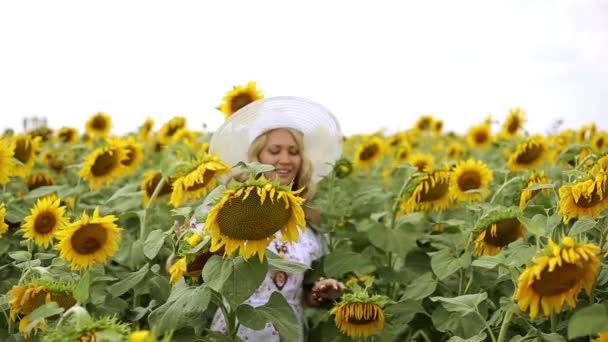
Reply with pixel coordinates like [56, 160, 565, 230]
[209, 96, 343, 183]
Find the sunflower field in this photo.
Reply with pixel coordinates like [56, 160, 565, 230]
[2, 84, 608, 342]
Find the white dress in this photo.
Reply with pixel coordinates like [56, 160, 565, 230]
[195, 222, 327, 341]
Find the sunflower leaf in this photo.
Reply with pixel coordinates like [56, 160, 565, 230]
[430, 293, 488, 315]
[202, 255, 234, 292]
[266, 250, 310, 273]
[236, 291, 301, 342]
[24, 185, 65, 199]
[148, 284, 211, 334]
[26, 302, 64, 326]
[323, 250, 376, 278]
[74, 270, 91, 302]
[568, 216, 597, 235]
[429, 249, 469, 280]
[144, 229, 166, 260]
[401, 272, 437, 300]
[567, 302, 608, 338]
[105, 183, 141, 203]
[108, 264, 150, 297]
[222, 257, 267, 309]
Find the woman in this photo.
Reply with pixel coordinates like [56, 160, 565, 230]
[204, 96, 346, 341]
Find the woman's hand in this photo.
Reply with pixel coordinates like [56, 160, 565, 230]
[310, 277, 345, 304]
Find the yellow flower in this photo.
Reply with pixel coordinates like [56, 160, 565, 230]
[26, 172, 56, 191]
[408, 153, 434, 172]
[139, 118, 155, 140]
[345, 275, 374, 288]
[331, 292, 388, 338]
[507, 136, 548, 172]
[450, 159, 493, 202]
[591, 132, 608, 153]
[353, 136, 384, 169]
[592, 332, 608, 342]
[474, 218, 524, 256]
[78, 143, 128, 190]
[399, 171, 452, 214]
[0, 138, 16, 184]
[170, 154, 232, 208]
[113, 136, 144, 176]
[129, 330, 152, 342]
[157, 116, 187, 145]
[500, 107, 527, 138]
[55, 207, 122, 270]
[467, 123, 492, 150]
[205, 179, 306, 261]
[433, 120, 444, 136]
[519, 172, 551, 208]
[85, 111, 112, 138]
[22, 196, 69, 248]
[446, 141, 466, 160]
[12, 134, 42, 178]
[514, 237, 601, 319]
[169, 257, 188, 284]
[392, 142, 412, 167]
[559, 174, 608, 223]
[56, 127, 79, 144]
[219, 81, 264, 119]
[0, 203, 9, 238]
[141, 171, 174, 207]
[414, 115, 435, 133]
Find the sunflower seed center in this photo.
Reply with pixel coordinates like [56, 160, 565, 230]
[71, 223, 107, 255]
[35, 212, 57, 234]
[531, 261, 585, 296]
[91, 151, 119, 177]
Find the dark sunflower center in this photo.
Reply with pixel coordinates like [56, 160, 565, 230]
[435, 122, 443, 132]
[418, 119, 432, 130]
[230, 94, 254, 113]
[185, 170, 216, 192]
[91, 116, 107, 131]
[515, 144, 544, 165]
[49, 159, 65, 173]
[28, 175, 54, 190]
[574, 190, 604, 208]
[414, 161, 429, 172]
[458, 170, 481, 191]
[59, 131, 74, 142]
[166, 125, 183, 138]
[398, 151, 409, 161]
[22, 289, 49, 315]
[359, 144, 379, 161]
[531, 261, 586, 296]
[216, 189, 291, 240]
[71, 223, 107, 255]
[596, 137, 605, 149]
[14, 139, 33, 164]
[419, 177, 450, 202]
[121, 146, 135, 166]
[91, 150, 119, 177]
[145, 174, 173, 198]
[50, 291, 77, 311]
[483, 219, 521, 247]
[474, 131, 489, 144]
[507, 118, 520, 134]
[35, 212, 57, 234]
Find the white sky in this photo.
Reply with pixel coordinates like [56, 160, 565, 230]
[0, 0, 607, 137]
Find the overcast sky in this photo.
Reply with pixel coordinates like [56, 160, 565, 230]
[0, 0, 606, 137]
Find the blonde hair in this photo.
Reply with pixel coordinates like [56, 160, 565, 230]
[247, 128, 315, 201]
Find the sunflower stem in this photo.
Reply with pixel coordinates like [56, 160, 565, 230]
[550, 311, 557, 333]
[390, 176, 411, 230]
[490, 176, 521, 204]
[497, 311, 512, 342]
[476, 308, 497, 342]
[141, 176, 167, 239]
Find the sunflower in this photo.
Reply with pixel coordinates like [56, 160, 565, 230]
[205, 177, 306, 261]
[592, 132, 608, 153]
[507, 136, 548, 172]
[558, 174, 608, 223]
[399, 170, 452, 214]
[1, 202, 9, 238]
[22, 196, 69, 248]
[26, 172, 56, 191]
[128, 330, 153, 342]
[8, 279, 77, 337]
[56, 127, 79, 144]
[113, 136, 144, 176]
[386, 133, 405, 150]
[0, 138, 16, 184]
[466, 123, 492, 150]
[408, 153, 435, 173]
[345, 275, 374, 288]
[169, 154, 232, 208]
[78, 143, 128, 190]
[157, 116, 187, 145]
[42, 315, 130, 342]
[519, 172, 552, 208]
[141, 171, 174, 206]
[84, 111, 112, 138]
[576, 124, 595, 144]
[473, 208, 524, 256]
[450, 159, 493, 202]
[219, 81, 264, 119]
[333, 158, 353, 179]
[446, 141, 466, 160]
[593, 332, 608, 342]
[433, 120, 444, 136]
[500, 107, 527, 139]
[139, 117, 155, 139]
[12, 134, 42, 178]
[414, 115, 434, 132]
[514, 236, 601, 319]
[55, 207, 122, 270]
[169, 257, 188, 284]
[353, 136, 384, 169]
[331, 291, 389, 338]
[392, 143, 412, 167]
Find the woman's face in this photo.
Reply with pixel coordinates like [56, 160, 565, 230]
[258, 128, 302, 185]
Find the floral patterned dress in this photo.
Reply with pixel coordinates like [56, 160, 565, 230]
[207, 226, 327, 341]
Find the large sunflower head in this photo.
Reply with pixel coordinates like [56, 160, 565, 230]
[219, 81, 264, 119]
[8, 278, 77, 337]
[501, 107, 527, 138]
[592, 132, 608, 153]
[85, 111, 112, 138]
[331, 291, 390, 338]
[558, 173, 608, 223]
[1, 202, 9, 238]
[55, 207, 122, 270]
[514, 236, 601, 319]
[450, 159, 493, 202]
[111, 136, 144, 176]
[507, 135, 548, 172]
[399, 170, 452, 214]
[78, 143, 128, 190]
[519, 171, 552, 208]
[205, 176, 306, 261]
[12, 134, 42, 178]
[408, 153, 435, 173]
[157, 116, 187, 145]
[42, 315, 130, 342]
[414, 115, 435, 133]
[22, 196, 69, 248]
[353, 136, 385, 169]
[466, 123, 492, 150]
[169, 154, 232, 208]
[26, 172, 56, 191]
[0, 137, 16, 184]
[56, 127, 79, 144]
[473, 207, 524, 256]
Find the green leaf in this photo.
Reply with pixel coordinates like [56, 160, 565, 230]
[144, 229, 166, 260]
[108, 264, 150, 297]
[24, 185, 64, 199]
[26, 302, 64, 324]
[148, 284, 211, 334]
[517, 214, 546, 237]
[568, 216, 597, 235]
[429, 249, 469, 280]
[237, 292, 301, 342]
[202, 255, 234, 292]
[447, 332, 487, 342]
[170, 206, 192, 219]
[384, 299, 425, 326]
[8, 251, 31, 262]
[526, 183, 555, 191]
[401, 272, 437, 300]
[74, 271, 91, 302]
[568, 303, 608, 338]
[430, 293, 488, 315]
[471, 255, 506, 269]
[222, 257, 267, 309]
[324, 250, 376, 278]
[267, 251, 310, 273]
[367, 224, 416, 256]
[105, 183, 141, 202]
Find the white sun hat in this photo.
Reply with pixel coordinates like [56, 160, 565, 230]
[209, 96, 343, 183]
